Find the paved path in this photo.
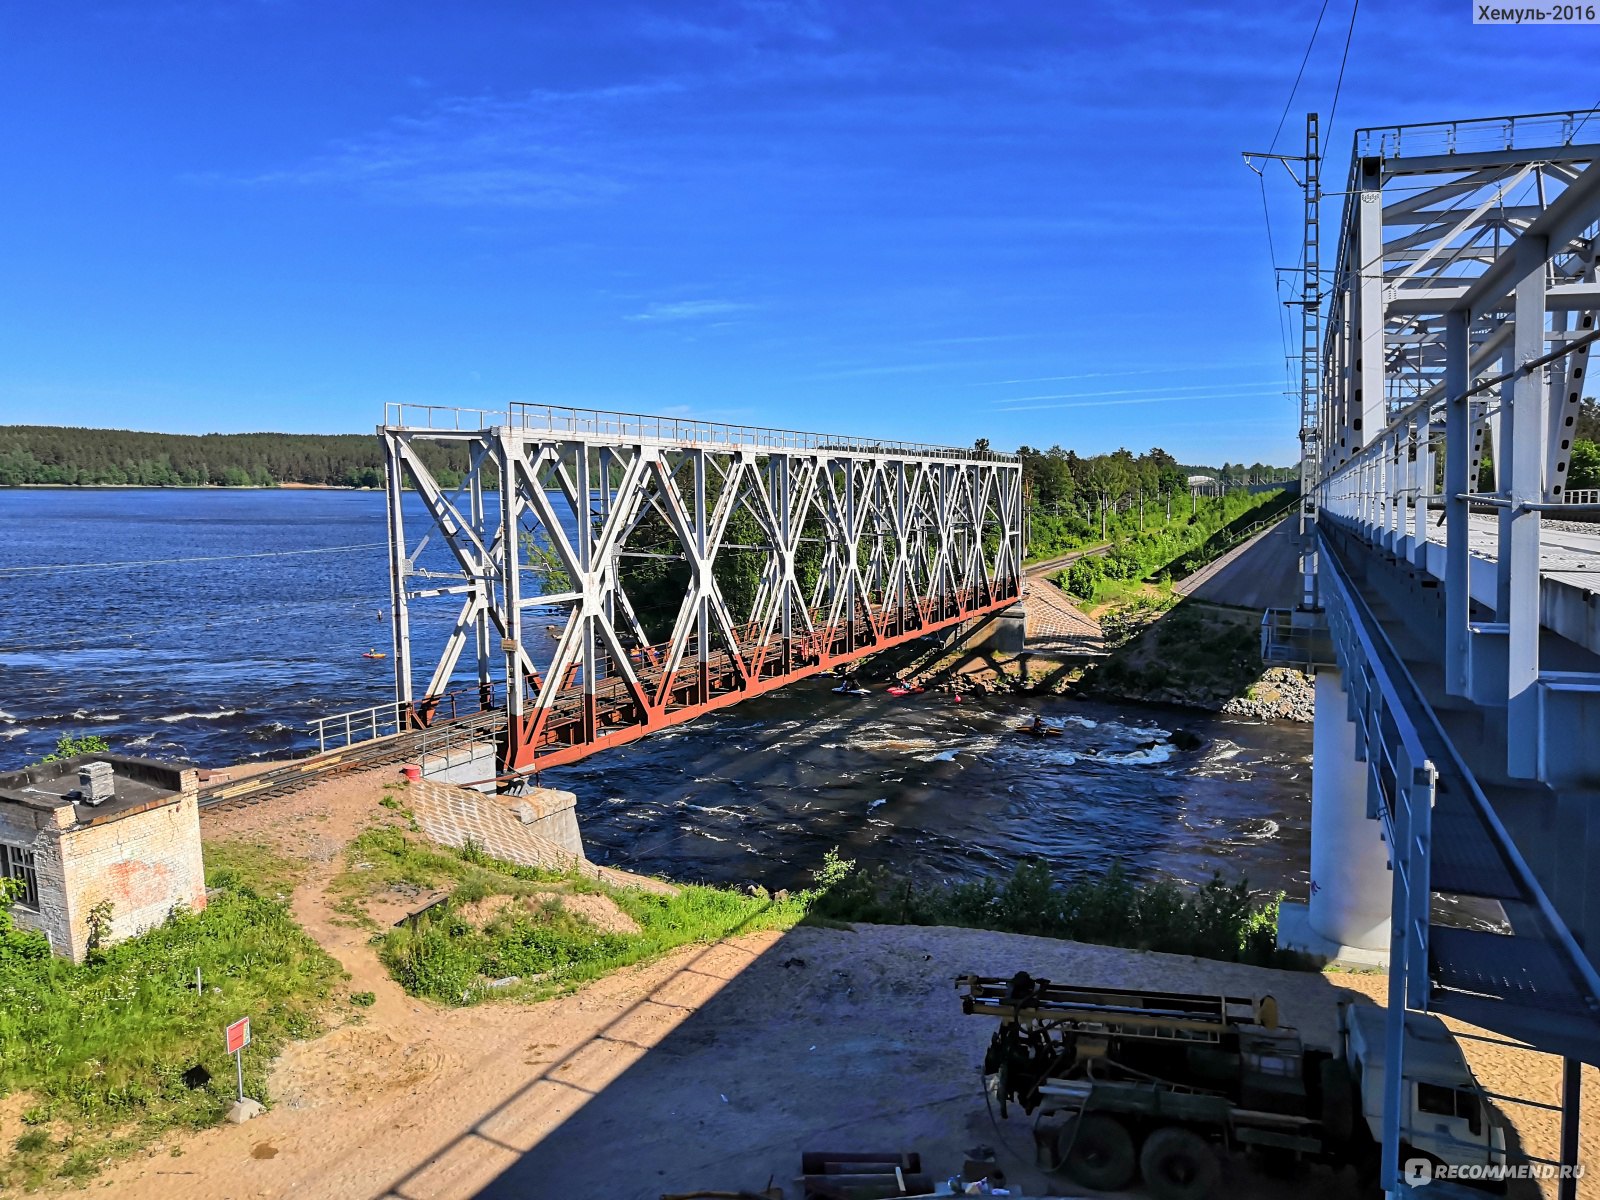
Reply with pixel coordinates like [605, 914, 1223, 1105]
[1174, 516, 1304, 611]
[1020, 552, 1105, 656]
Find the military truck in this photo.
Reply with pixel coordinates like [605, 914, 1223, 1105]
[959, 972, 1508, 1199]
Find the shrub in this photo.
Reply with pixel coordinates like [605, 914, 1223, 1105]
[806, 856, 1299, 970]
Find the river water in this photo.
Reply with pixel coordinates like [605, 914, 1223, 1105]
[0, 488, 1313, 896]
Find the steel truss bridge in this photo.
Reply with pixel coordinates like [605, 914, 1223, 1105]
[379, 403, 1023, 774]
[1267, 109, 1600, 1197]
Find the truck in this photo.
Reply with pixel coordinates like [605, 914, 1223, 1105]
[958, 972, 1508, 1199]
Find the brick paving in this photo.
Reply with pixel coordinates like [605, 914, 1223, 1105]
[1020, 574, 1106, 658]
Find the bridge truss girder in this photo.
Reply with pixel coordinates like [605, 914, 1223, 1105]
[382, 407, 1023, 773]
[1299, 111, 1600, 1197]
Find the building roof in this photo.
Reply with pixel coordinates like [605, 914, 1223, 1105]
[0, 754, 193, 828]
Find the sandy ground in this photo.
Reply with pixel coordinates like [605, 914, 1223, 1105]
[74, 771, 1599, 1199]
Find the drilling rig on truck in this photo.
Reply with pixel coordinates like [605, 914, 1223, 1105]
[959, 972, 1508, 1199]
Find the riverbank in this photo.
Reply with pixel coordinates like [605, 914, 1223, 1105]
[55, 767, 1593, 1199]
[869, 590, 1314, 722]
[0, 482, 374, 490]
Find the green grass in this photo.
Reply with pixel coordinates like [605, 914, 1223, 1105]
[349, 830, 1309, 1010]
[0, 856, 342, 1189]
[200, 839, 308, 901]
[342, 827, 807, 1005]
[808, 855, 1306, 970]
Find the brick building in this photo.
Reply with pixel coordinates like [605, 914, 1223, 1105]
[0, 754, 207, 962]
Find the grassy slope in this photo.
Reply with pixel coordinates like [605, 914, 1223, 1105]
[337, 827, 807, 1006]
[0, 846, 343, 1189]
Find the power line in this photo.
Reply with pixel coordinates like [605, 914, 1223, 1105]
[0, 542, 387, 578]
[1269, 0, 1333, 154]
[1258, 172, 1296, 397]
[1324, 0, 1361, 161]
[1566, 95, 1600, 145]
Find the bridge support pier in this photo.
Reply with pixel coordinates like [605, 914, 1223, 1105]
[1278, 667, 1393, 968]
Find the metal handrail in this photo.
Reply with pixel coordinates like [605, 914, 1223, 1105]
[1356, 109, 1600, 163]
[382, 401, 1019, 463]
[310, 700, 408, 753]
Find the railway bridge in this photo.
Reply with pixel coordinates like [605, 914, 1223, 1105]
[1264, 109, 1600, 1196]
[375, 403, 1024, 775]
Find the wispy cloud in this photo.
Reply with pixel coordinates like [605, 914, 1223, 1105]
[208, 80, 691, 207]
[993, 381, 1282, 408]
[978, 362, 1270, 386]
[624, 299, 757, 322]
[994, 385, 1285, 414]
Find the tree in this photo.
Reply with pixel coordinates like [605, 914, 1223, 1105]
[1569, 440, 1600, 491]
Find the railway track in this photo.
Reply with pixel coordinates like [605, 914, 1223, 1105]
[197, 712, 508, 814]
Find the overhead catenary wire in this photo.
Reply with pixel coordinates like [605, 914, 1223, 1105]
[0, 541, 388, 577]
[1268, 0, 1333, 155]
[1323, 0, 1361, 163]
[1565, 94, 1600, 145]
[1258, 172, 1298, 398]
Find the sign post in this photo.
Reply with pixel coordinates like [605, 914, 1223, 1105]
[225, 1016, 251, 1103]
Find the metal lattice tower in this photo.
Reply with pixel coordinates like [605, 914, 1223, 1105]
[1298, 111, 1321, 610]
[382, 404, 1024, 774]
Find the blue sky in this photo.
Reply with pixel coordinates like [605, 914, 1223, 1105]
[0, 1, 1594, 465]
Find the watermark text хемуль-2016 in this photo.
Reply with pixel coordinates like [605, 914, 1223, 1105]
[1475, 3, 1599, 21]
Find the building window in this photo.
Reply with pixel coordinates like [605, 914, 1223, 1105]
[1, 843, 39, 910]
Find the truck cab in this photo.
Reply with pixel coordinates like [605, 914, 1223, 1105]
[1343, 1004, 1507, 1173]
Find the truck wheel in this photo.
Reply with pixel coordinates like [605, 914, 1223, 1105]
[1139, 1125, 1220, 1200]
[1057, 1114, 1137, 1191]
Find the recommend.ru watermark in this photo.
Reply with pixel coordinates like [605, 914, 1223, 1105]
[1475, 3, 1600, 22]
[1406, 1158, 1585, 1186]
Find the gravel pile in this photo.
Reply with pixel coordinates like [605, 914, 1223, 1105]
[1221, 667, 1315, 722]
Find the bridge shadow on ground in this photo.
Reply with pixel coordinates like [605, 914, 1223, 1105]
[1086, 598, 1280, 711]
[365, 921, 1541, 1200]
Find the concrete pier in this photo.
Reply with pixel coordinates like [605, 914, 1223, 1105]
[1277, 667, 1393, 968]
[418, 742, 585, 857]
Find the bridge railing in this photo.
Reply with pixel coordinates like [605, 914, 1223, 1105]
[310, 700, 409, 754]
[1355, 109, 1600, 163]
[383, 401, 1019, 463]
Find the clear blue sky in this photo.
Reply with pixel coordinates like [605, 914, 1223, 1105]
[0, 1, 1593, 465]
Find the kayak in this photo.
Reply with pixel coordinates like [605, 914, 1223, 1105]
[362, 651, 387, 660]
[833, 684, 871, 696]
[886, 685, 925, 696]
[1017, 724, 1062, 737]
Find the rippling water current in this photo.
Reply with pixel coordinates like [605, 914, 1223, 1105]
[0, 489, 1313, 895]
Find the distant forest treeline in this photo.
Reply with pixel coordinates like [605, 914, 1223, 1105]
[1, 423, 1291, 492]
[0, 426, 471, 489]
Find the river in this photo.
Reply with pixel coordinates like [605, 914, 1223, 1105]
[0, 488, 1313, 896]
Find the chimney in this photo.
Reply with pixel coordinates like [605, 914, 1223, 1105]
[78, 761, 115, 806]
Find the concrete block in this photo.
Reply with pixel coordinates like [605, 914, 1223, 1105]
[953, 604, 1026, 654]
[419, 742, 499, 791]
[227, 1098, 265, 1124]
[1277, 901, 1390, 971]
[496, 786, 584, 856]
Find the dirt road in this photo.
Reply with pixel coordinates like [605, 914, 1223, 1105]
[84, 773, 1598, 1200]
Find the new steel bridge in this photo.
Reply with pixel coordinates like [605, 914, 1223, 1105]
[1263, 109, 1600, 1197]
